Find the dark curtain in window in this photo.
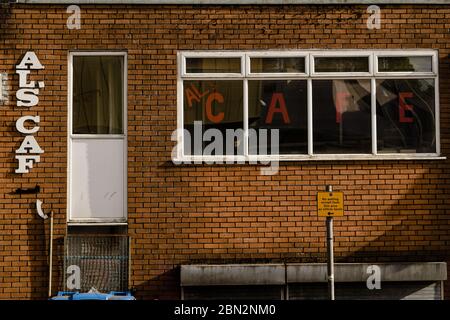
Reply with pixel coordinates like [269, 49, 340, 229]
[73, 56, 124, 134]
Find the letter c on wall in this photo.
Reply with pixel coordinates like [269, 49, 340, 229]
[16, 115, 40, 134]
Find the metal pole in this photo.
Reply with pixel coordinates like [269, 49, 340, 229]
[326, 185, 335, 300]
[48, 212, 54, 298]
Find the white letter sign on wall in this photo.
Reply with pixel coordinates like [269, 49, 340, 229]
[16, 115, 40, 134]
[16, 51, 45, 70]
[15, 52, 44, 174]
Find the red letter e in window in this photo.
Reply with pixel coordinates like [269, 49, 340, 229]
[399, 92, 414, 123]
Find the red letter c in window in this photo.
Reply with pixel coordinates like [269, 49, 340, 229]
[205, 92, 225, 124]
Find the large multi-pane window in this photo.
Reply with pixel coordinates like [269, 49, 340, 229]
[177, 50, 440, 161]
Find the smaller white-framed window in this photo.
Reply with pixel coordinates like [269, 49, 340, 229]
[68, 51, 128, 225]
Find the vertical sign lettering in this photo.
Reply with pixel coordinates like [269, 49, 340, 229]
[15, 52, 44, 174]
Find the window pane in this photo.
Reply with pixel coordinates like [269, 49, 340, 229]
[378, 56, 433, 73]
[185, 58, 241, 73]
[250, 57, 305, 73]
[376, 79, 435, 153]
[313, 80, 371, 154]
[183, 80, 243, 156]
[315, 57, 369, 73]
[72, 56, 124, 134]
[248, 80, 307, 155]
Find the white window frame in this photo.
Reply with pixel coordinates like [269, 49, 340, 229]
[68, 51, 128, 225]
[310, 51, 373, 78]
[176, 49, 443, 163]
[374, 50, 438, 77]
[182, 52, 245, 78]
[246, 52, 309, 78]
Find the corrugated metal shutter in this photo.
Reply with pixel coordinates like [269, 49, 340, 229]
[288, 281, 442, 300]
[183, 285, 283, 300]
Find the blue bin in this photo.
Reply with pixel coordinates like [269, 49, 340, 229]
[51, 291, 135, 300]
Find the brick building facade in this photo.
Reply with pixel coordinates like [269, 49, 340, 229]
[0, 1, 449, 300]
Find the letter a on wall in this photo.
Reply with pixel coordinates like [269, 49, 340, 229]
[16, 52, 44, 70]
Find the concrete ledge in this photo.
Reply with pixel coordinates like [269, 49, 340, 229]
[16, 0, 450, 5]
[287, 262, 448, 283]
[181, 264, 285, 286]
[181, 262, 447, 286]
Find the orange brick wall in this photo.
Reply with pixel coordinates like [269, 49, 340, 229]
[0, 4, 449, 299]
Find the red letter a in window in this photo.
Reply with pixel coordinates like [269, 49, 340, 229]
[185, 88, 200, 108]
[265, 93, 290, 124]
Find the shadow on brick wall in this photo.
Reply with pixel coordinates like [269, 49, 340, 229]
[126, 169, 450, 300]
[132, 266, 181, 300]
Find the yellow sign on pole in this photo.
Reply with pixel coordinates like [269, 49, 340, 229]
[317, 192, 344, 217]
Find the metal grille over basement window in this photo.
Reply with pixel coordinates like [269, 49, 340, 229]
[63, 235, 130, 292]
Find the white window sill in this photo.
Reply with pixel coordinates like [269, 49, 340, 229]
[173, 154, 446, 163]
[67, 220, 128, 226]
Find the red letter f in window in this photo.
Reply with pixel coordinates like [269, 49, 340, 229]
[335, 92, 351, 124]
